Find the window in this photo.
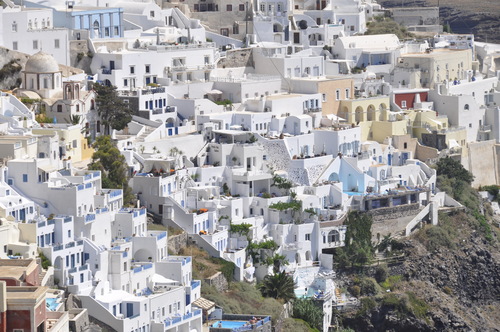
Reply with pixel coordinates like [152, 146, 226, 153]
[68, 230, 71, 238]
[345, 88, 350, 99]
[105, 27, 110, 36]
[114, 26, 119, 35]
[260, 4, 265, 11]
[150, 10, 155, 17]
[220, 28, 229, 36]
[12, 42, 18, 50]
[233, 24, 239, 34]
[57, 105, 63, 112]
[464, 104, 469, 110]
[336, 89, 340, 100]
[22, 174, 28, 182]
[124, 79, 128, 87]
[80, 273, 84, 283]
[239, 4, 245, 11]
[226, 4, 232, 11]
[33, 40, 38, 49]
[145, 65, 150, 73]
[322, 94, 326, 102]
[54, 39, 60, 48]
[12, 21, 17, 32]
[401, 100, 407, 108]
[305, 233, 311, 241]
[130, 66, 135, 74]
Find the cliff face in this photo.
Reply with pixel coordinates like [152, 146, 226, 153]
[339, 212, 500, 332]
[379, 0, 500, 44]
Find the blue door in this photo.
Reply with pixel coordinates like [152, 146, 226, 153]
[388, 154, 392, 165]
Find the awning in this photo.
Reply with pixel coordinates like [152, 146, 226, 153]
[192, 297, 216, 311]
[152, 274, 178, 284]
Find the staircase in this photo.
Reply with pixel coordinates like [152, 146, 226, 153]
[38, 269, 47, 285]
[136, 126, 156, 143]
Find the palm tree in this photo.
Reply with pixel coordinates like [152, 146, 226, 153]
[259, 272, 296, 302]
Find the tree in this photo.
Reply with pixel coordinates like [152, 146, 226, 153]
[93, 83, 133, 134]
[292, 298, 323, 331]
[259, 272, 296, 302]
[435, 157, 474, 184]
[88, 136, 135, 206]
[65, 114, 83, 125]
[334, 212, 374, 267]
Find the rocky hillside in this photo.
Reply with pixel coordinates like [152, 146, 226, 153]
[379, 0, 500, 44]
[337, 211, 500, 331]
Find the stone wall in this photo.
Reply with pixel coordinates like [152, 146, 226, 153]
[368, 203, 421, 223]
[68, 308, 90, 332]
[168, 232, 188, 255]
[468, 140, 498, 187]
[204, 271, 228, 292]
[69, 40, 92, 74]
[218, 48, 254, 69]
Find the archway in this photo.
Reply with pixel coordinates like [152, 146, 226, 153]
[379, 103, 387, 121]
[93, 20, 100, 38]
[355, 106, 364, 123]
[133, 248, 154, 262]
[305, 251, 311, 261]
[328, 230, 340, 243]
[295, 252, 301, 265]
[367, 105, 376, 121]
[328, 172, 339, 182]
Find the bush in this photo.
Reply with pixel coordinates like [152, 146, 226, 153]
[356, 297, 377, 316]
[379, 275, 403, 291]
[348, 285, 361, 298]
[374, 265, 388, 283]
[292, 298, 323, 331]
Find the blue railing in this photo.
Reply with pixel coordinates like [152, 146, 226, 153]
[194, 309, 201, 316]
[77, 184, 84, 191]
[84, 174, 92, 181]
[133, 267, 143, 273]
[139, 208, 146, 215]
[93, 171, 101, 177]
[53, 244, 63, 251]
[64, 216, 72, 223]
[48, 219, 55, 225]
[66, 242, 75, 248]
[38, 221, 46, 227]
[77, 240, 83, 246]
[110, 189, 122, 198]
[68, 267, 77, 273]
[172, 317, 182, 324]
[183, 312, 192, 320]
[123, 251, 128, 258]
[157, 232, 167, 240]
[191, 280, 200, 289]
[144, 263, 153, 270]
[85, 182, 92, 189]
[85, 214, 96, 223]
[102, 69, 112, 74]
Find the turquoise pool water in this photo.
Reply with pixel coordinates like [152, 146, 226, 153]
[211, 321, 247, 329]
[46, 298, 59, 311]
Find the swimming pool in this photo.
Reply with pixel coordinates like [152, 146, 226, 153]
[211, 321, 248, 329]
[46, 298, 59, 311]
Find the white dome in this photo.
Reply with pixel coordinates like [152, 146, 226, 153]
[24, 51, 60, 73]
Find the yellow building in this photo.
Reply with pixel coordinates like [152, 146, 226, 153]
[290, 76, 354, 116]
[394, 49, 475, 89]
[32, 124, 93, 163]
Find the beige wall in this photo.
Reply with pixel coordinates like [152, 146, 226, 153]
[339, 96, 390, 123]
[397, 49, 472, 88]
[318, 78, 354, 116]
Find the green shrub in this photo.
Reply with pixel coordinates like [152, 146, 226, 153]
[356, 297, 377, 316]
[379, 275, 403, 291]
[374, 265, 388, 283]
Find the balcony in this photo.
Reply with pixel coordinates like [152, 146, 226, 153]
[480, 124, 492, 132]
